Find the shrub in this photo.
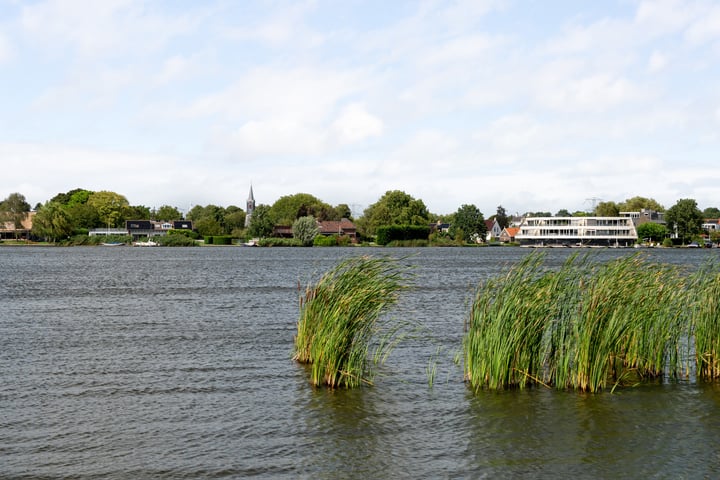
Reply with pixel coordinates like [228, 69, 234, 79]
[157, 235, 197, 246]
[376, 225, 430, 246]
[314, 235, 338, 246]
[169, 229, 200, 240]
[212, 235, 233, 245]
[258, 237, 303, 247]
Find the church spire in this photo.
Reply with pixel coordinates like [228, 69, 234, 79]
[245, 184, 256, 227]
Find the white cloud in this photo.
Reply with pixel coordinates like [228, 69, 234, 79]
[3, 0, 720, 217]
[331, 103, 383, 145]
[225, 119, 327, 156]
[187, 66, 363, 122]
[634, 0, 695, 37]
[535, 71, 650, 113]
[648, 50, 668, 72]
[576, 154, 663, 177]
[685, 6, 720, 44]
[153, 55, 192, 86]
[223, 0, 325, 49]
[20, 0, 196, 58]
[420, 33, 499, 67]
[0, 142, 198, 207]
[0, 34, 11, 63]
[32, 65, 137, 110]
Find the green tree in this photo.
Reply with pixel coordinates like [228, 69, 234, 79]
[87, 191, 130, 228]
[702, 207, 720, 218]
[636, 222, 667, 243]
[186, 205, 206, 221]
[48, 188, 97, 231]
[66, 203, 100, 230]
[665, 198, 703, 244]
[32, 201, 74, 242]
[292, 216, 319, 246]
[224, 209, 246, 235]
[357, 190, 430, 237]
[594, 201, 619, 217]
[555, 209, 572, 217]
[49, 188, 93, 206]
[334, 203, 352, 220]
[449, 204, 486, 243]
[247, 204, 274, 238]
[126, 205, 151, 221]
[495, 205, 509, 229]
[187, 204, 229, 233]
[270, 193, 335, 225]
[194, 217, 223, 236]
[154, 205, 183, 221]
[0, 193, 31, 236]
[619, 196, 665, 212]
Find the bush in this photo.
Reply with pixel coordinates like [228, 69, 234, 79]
[376, 225, 430, 246]
[258, 237, 303, 247]
[157, 235, 197, 246]
[313, 234, 352, 246]
[169, 229, 200, 240]
[314, 235, 337, 246]
[213, 235, 233, 245]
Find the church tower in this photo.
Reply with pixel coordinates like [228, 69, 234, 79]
[245, 185, 255, 227]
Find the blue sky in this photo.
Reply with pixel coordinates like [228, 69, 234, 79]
[2, 0, 719, 216]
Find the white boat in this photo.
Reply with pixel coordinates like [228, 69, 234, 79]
[133, 240, 158, 247]
[101, 242, 125, 246]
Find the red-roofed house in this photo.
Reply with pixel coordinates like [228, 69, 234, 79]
[317, 218, 358, 242]
[485, 219, 502, 242]
[499, 227, 520, 243]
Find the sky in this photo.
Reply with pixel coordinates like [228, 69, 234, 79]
[1, 0, 720, 217]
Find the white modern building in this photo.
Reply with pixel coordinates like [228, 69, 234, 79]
[516, 216, 638, 247]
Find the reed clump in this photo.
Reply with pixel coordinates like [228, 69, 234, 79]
[688, 263, 720, 380]
[464, 252, 699, 393]
[293, 255, 411, 388]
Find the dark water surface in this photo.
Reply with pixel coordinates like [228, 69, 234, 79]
[2, 246, 719, 479]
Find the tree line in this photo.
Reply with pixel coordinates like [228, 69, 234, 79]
[1, 189, 718, 245]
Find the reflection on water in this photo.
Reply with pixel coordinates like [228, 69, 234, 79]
[1, 246, 719, 478]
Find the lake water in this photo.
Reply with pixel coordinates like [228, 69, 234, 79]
[2, 246, 720, 479]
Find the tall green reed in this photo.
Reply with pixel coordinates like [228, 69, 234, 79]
[464, 253, 559, 390]
[294, 255, 411, 388]
[688, 262, 720, 380]
[464, 252, 689, 393]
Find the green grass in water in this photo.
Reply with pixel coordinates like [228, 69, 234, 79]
[294, 255, 412, 388]
[463, 251, 711, 393]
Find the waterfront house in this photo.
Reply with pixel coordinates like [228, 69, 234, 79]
[317, 218, 358, 242]
[499, 227, 520, 243]
[515, 216, 638, 247]
[0, 211, 35, 240]
[619, 209, 665, 226]
[118, 220, 194, 239]
[273, 218, 358, 242]
[485, 219, 502, 242]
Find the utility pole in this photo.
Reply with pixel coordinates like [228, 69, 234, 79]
[584, 197, 602, 214]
